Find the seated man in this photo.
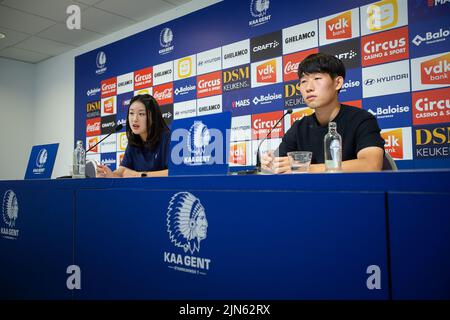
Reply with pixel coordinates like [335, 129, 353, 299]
[261, 53, 385, 173]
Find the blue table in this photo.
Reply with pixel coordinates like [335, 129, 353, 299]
[0, 170, 449, 300]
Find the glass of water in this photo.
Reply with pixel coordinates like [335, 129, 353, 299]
[287, 151, 312, 173]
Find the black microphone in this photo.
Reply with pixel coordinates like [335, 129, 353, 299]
[255, 109, 293, 172]
[86, 124, 123, 153]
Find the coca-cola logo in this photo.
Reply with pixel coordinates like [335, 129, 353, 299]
[284, 61, 299, 75]
[87, 122, 100, 132]
[154, 88, 173, 100]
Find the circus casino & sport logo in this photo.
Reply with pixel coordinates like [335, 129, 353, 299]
[159, 27, 174, 55]
[1, 190, 20, 240]
[249, 0, 271, 27]
[164, 192, 211, 275]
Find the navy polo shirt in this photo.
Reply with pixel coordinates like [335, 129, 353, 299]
[120, 130, 170, 172]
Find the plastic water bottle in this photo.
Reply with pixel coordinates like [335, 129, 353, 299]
[73, 140, 86, 178]
[324, 122, 342, 172]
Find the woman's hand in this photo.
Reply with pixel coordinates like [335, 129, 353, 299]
[96, 164, 115, 178]
[122, 168, 141, 178]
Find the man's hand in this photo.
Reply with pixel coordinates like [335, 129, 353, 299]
[272, 156, 291, 174]
[261, 151, 274, 173]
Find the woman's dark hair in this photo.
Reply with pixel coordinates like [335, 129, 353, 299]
[126, 94, 169, 149]
[297, 53, 346, 80]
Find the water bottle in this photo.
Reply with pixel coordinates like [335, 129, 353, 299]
[324, 122, 342, 172]
[73, 140, 86, 178]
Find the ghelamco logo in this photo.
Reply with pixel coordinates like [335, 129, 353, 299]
[95, 51, 107, 75]
[1, 190, 20, 240]
[184, 121, 212, 165]
[159, 27, 174, 55]
[249, 0, 271, 27]
[164, 192, 211, 275]
[412, 28, 449, 46]
[33, 148, 48, 174]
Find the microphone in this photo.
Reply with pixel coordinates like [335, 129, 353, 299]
[86, 124, 123, 153]
[255, 109, 292, 172]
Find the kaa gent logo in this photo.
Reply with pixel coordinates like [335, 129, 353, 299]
[159, 28, 174, 55]
[95, 51, 107, 75]
[249, 0, 271, 27]
[188, 121, 211, 157]
[164, 192, 211, 275]
[167, 192, 208, 254]
[1, 190, 19, 240]
[36, 148, 48, 168]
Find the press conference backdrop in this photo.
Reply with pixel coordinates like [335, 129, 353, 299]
[75, 0, 450, 171]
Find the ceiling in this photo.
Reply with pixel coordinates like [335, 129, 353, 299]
[0, 0, 192, 63]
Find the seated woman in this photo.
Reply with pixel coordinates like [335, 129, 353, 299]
[97, 94, 170, 178]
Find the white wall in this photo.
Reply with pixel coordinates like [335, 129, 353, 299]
[0, 58, 35, 180]
[3, 0, 220, 179]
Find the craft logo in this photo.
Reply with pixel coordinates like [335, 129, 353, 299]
[197, 71, 222, 98]
[362, 27, 408, 67]
[415, 124, 450, 158]
[101, 115, 117, 135]
[165, 192, 211, 275]
[251, 31, 282, 62]
[320, 38, 360, 69]
[412, 87, 450, 125]
[153, 83, 173, 106]
[366, 0, 398, 32]
[252, 111, 284, 139]
[326, 11, 352, 40]
[95, 51, 107, 75]
[1, 190, 19, 240]
[159, 27, 174, 55]
[223, 65, 250, 92]
[249, 0, 271, 27]
[101, 77, 116, 98]
[161, 104, 174, 125]
[290, 107, 314, 126]
[134, 67, 152, 89]
[230, 142, 247, 165]
[86, 100, 101, 118]
[184, 121, 212, 164]
[177, 57, 193, 79]
[420, 53, 450, 85]
[87, 137, 99, 153]
[86, 118, 101, 137]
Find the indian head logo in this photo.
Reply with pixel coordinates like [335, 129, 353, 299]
[160, 27, 173, 47]
[36, 148, 48, 168]
[250, 0, 270, 17]
[95, 51, 107, 75]
[2, 190, 18, 228]
[188, 121, 211, 156]
[167, 192, 208, 254]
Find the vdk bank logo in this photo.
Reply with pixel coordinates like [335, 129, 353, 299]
[159, 27, 174, 55]
[164, 192, 211, 275]
[249, 0, 271, 27]
[95, 51, 107, 75]
[1, 190, 20, 239]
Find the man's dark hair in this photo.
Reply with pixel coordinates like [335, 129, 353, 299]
[297, 53, 346, 80]
[126, 94, 169, 149]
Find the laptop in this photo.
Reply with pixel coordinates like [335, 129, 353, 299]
[168, 112, 231, 176]
[24, 143, 59, 179]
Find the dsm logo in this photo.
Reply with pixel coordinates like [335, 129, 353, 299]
[36, 148, 48, 168]
[2, 190, 18, 228]
[188, 121, 211, 156]
[167, 192, 208, 254]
